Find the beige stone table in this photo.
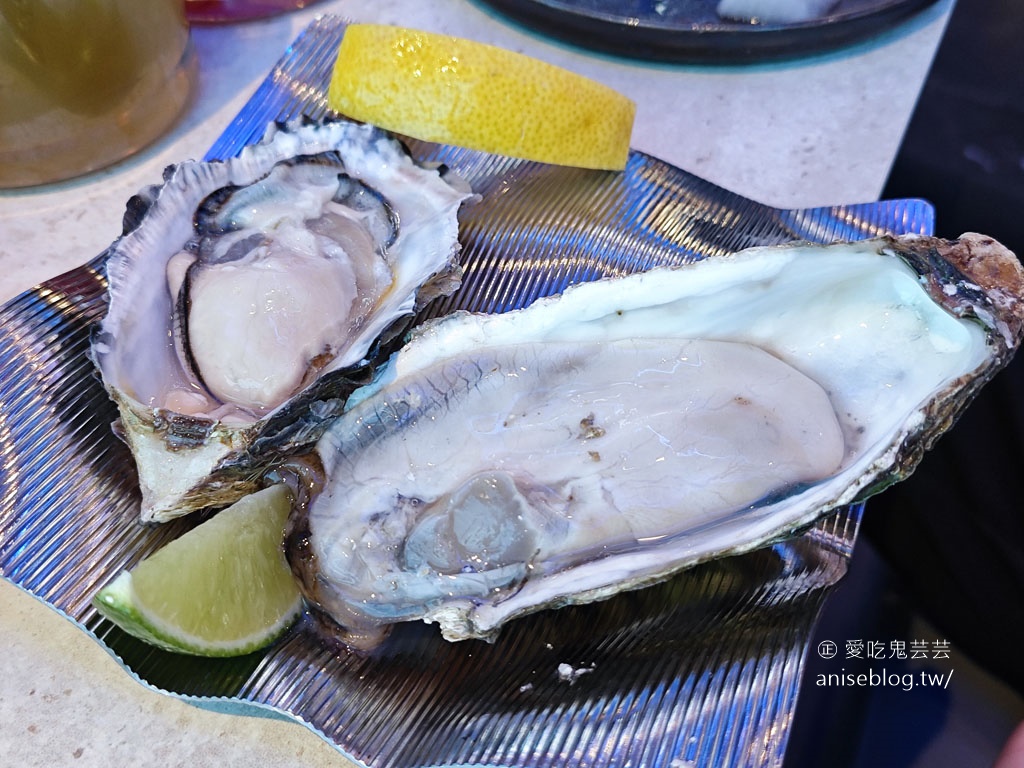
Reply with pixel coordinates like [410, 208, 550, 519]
[0, 0, 954, 765]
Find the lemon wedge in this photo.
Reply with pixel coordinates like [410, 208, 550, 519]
[92, 484, 302, 657]
[328, 24, 636, 170]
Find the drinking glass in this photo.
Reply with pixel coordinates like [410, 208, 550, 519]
[184, 0, 327, 24]
[0, 0, 196, 189]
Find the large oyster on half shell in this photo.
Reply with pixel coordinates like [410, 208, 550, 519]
[287, 233, 1024, 648]
[92, 119, 475, 522]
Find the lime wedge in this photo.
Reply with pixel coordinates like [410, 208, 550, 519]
[93, 484, 303, 657]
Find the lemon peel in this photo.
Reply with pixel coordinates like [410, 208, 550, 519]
[328, 24, 636, 171]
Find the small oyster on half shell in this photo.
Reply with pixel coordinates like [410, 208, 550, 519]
[287, 233, 1024, 647]
[91, 119, 475, 522]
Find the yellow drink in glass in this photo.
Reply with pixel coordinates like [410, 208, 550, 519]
[0, 0, 196, 188]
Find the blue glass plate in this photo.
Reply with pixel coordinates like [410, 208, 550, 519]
[0, 16, 933, 768]
[472, 0, 942, 62]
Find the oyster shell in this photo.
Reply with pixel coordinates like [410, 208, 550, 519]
[288, 233, 1024, 647]
[91, 119, 475, 522]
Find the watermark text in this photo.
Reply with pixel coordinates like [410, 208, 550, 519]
[814, 667, 953, 691]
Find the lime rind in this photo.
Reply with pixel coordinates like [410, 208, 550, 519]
[93, 571, 184, 654]
[91, 484, 304, 657]
[93, 572, 303, 657]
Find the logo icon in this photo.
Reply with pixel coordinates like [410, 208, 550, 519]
[817, 640, 837, 659]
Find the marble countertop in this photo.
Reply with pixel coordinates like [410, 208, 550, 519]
[0, 0, 953, 765]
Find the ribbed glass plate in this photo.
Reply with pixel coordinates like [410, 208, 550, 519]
[0, 15, 934, 768]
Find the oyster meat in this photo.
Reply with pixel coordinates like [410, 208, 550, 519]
[716, 0, 840, 24]
[289, 233, 1024, 647]
[91, 119, 475, 522]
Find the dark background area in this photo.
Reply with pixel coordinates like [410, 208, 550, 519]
[787, 0, 1024, 764]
